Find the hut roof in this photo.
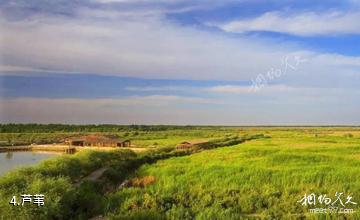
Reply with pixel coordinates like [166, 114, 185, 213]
[65, 134, 128, 143]
[178, 140, 208, 145]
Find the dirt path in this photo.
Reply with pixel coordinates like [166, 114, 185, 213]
[73, 147, 149, 187]
[74, 167, 108, 186]
[83, 167, 108, 181]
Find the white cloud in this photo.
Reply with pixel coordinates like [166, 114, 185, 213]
[215, 11, 360, 36]
[208, 84, 293, 94]
[0, 96, 219, 124]
[1, 8, 359, 88]
[124, 86, 194, 92]
[8, 95, 216, 106]
[207, 84, 360, 102]
[1, 92, 359, 125]
[0, 65, 41, 73]
[0, 9, 296, 80]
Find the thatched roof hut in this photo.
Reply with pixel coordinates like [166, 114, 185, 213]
[64, 134, 130, 147]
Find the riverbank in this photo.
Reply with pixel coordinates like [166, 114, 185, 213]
[0, 144, 149, 153]
[0, 144, 75, 153]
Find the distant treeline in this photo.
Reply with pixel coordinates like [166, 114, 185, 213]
[0, 124, 218, 133]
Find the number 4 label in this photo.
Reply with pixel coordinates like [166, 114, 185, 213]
[9, 196, 19, 206]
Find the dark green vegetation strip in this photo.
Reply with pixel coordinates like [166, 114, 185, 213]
[0, 124, 233, 133]
[0, 124, 239, 146]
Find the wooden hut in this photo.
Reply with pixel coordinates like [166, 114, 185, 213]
[64, 135, 131, 148]
[176, 140, 209, 150]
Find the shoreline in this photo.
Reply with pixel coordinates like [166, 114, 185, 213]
[0, 144, 148, 153]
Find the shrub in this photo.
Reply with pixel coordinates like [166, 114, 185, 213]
[344, 133, 354, 138]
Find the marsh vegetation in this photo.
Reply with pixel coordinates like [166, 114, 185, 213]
[0, 125, 359, 219]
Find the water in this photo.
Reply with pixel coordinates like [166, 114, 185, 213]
[0, 151, 57, 176]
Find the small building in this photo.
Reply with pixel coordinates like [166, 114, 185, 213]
[64, 135, 131, 148]
[176, 140, 209, 150]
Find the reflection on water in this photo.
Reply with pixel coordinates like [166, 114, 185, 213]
[0, 151, 57, 176]
[5, 152, 13, 160]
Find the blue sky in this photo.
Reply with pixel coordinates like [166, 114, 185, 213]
[0, 0, 359, 125]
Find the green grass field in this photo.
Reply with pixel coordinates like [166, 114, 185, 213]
[106, 128, 360, 219]
[1, 126, 360, 219]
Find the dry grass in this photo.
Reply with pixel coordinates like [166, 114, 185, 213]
[129, 175, 156, 188]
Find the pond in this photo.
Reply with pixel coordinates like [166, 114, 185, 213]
[0, 151, 57, 176]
